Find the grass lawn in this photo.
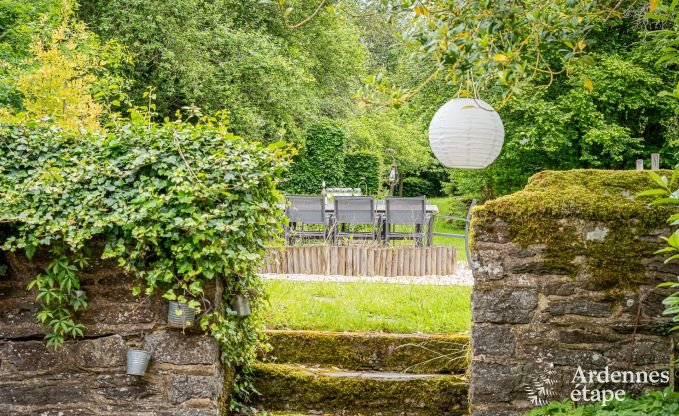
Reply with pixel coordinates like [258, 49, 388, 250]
[262, 280, 471, 334]
[428, 197, 468, 261]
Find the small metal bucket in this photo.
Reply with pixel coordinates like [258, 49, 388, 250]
[168, 301, 195, 328]
[233, 294, 251, 318]
[127, 349, 151, 376]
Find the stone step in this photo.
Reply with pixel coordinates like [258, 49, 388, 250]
[252, 363, 469, 416]
[262, 329, 469, 374]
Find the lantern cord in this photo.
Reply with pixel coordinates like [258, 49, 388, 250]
[467, 71, 496, 113]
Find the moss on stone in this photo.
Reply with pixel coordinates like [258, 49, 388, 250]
[251, 362, 468, 415]
[262, 329, 469, 374]
[472, 170, 673, 292]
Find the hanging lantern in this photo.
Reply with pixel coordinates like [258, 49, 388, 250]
[428, 98, 505, 168]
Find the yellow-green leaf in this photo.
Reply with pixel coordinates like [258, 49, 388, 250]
[583, 77, 593, 92]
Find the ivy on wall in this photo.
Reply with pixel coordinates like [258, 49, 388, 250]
[0, 110, 291, 409]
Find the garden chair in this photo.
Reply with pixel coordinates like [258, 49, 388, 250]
[332, 196, 377, 244]
[283, 195, 330, 244]
[384, 196, 433, 247]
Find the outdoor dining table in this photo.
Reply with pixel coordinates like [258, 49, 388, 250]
[277, 200, 439, 215]
[322, 200, 439, 214]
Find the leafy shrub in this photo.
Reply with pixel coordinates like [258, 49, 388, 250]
[524, 388, 679, 416]
[0, 110, 291, 408]
[402, 176, 437, 197]
[343, 151, 381, 195]
[284, 119, 345, 194]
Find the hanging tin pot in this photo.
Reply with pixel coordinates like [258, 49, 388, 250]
[233, 294, 251, 318]
[167, 301, 195, 328]
[126, 349, 151, 376]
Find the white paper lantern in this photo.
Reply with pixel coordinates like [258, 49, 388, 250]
[428, 98, 505, 168]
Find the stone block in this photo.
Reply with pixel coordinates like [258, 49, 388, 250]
[0, 382, 87, 406]
[544, 299, 611, 318]
[92, 374, 164, 402]
[558, 329, 621, 345]
[143, 332, 219, 365]
[65, 335, 127, 368]
[469, 361, 525, 403]
[604, 340, 669, 366]
[170, 375, 219, 404]
[1, 341, 61, 373]
[543, 282, 577, 296]
[509, 261, 573, 276]
[472, 289, 538, 324]
[472, 326, 515, 357]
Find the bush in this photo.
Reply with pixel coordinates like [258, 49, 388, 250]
[524, 387, 679, 415]
[0, 111, 291, 407]
[401, 176, 437, 197]
[284, 120, 345, 194]
[343, 151, 382, 195]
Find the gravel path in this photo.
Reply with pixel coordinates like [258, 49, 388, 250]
[261, 261, 473, 286]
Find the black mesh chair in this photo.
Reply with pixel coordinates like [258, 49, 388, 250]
[384, 196, 432, 247]
[332, 196, 377, 245]
[283, 195, 330, 244]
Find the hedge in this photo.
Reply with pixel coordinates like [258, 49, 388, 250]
[343, 151, 381, 195]
[284, 120, 345, 194]
[401, 176, 437, 197]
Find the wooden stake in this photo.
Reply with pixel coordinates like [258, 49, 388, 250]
[651, 153, 660, 170]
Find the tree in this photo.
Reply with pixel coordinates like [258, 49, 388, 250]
[78, 0, 368, 142]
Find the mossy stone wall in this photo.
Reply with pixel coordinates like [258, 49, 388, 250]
[0, 250, 226, 415]
[470, 169, 679, 416]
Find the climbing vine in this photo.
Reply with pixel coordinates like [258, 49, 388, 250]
[0, 109, 292, 408]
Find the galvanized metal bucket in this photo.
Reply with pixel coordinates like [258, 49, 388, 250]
[126, 349, 151, 376]
[233, 294, 251, 318]
[167, 301, 195, 328]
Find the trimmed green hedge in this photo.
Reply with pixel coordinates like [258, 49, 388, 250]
[284, 120, 345, 194]
[343, 151, 381, 195]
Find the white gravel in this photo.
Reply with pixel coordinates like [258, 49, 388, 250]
[261, 261, 473, 286]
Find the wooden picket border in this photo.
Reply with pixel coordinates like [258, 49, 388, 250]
[261, 245, 456, 277]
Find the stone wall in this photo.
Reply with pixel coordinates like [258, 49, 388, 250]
[0, 248, 226, 415]
[470, 170, 679, 416]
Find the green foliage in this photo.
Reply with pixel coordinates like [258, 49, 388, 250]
[401, 176, 436, 197]
[524, 387, 679, 416]
[356, 0, 598, 106]
[345, 107, 431, 175]
[0, 0, 64, 108]
[78, 0, 368, 142]
[284, 119, 346, 193]
[343, 151, 381, 195]
[446, 14, 678, 201]
[0, 110, 291, 408]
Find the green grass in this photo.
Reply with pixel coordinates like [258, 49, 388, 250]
[428, 197, 468, 261]
[262, 280, 472, 334]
